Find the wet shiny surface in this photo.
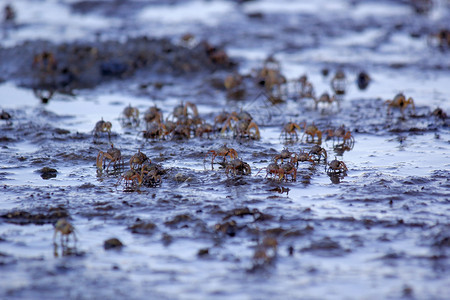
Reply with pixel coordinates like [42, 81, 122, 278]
[0, 0, 449, 299]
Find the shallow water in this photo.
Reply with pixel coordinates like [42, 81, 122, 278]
[1, 0, 449, 299]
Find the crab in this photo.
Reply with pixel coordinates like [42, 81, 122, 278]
[142, 122, 166, 139]
[204, 144, 238, 166]
[308, 145, 327, 163]
[302, 123, 322, 143]
[4, 4, 15, 23]
[171, 101, 198, 120]
[141, 163, 163, 187]
[314, 92, 336, 110]
[255, 57, 287, 96]
[326, 125, 355, 147]
[144, 105, 163, 126]
[220, 111, 260, 139]
[235, 118, 260, 139]
[257, 162, 285, 180]
[296, 149, 315, 165]
[120, 104, 140, 127]
[297, 75, 315, 99]
[225, 159, 251, 177]
[274, 148, 298, 165]
[171, 124, 191, 140]
[130, 149, 149, 170]
[331, 70, 346, 95]
[96, 144, 123, 172]
[385, 93, 415, 116]
[92, 118, 112, 139]
[33, 51, 57, 73]
[280, 162, 297, 181]
[195, 123, 215, 138]
[54, 218, 76, 245]
[117, 169, 143, 189]
[280, 121, 304, 141]
[326, 158, 348, 174]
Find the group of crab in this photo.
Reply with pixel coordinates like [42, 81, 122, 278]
[258, 145, 347, 182]
[115, 102, 261, 140]
[96, 145, 164, 190]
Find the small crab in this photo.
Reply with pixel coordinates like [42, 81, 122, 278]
[331, 70, 346, 95]
[96, 144, 123, 172]
[221, 111, 260, 139]
[130, 150, 149, 170]
[225, 159, 251, 177]
[280, 121, 304, 141]
[309, 145, 327, 163]
[235, 118, 260, 139]
[302, 123, 322, 143]
[314, 92, 336, 110]
[172, 102, 198, 120]
[120, 104, 140, 127]
[144, 105, 163, 126]
[117, 169, 143, 190]
[280, 162, 297, 181]
[205, 144, 238, 166]
[195, 123, 215, 138]
[141, 163, 164, 187]
[274, 148, 297, 165]
[93, 118, 112, 139]
[4, 4, 15, 23]
[142, 122, 166, 139]
[54, 218, 76, 245]
[171, 124, 191, 140]
[326, 125, 355, 147]
[297, 74, 315, 99]
[296, 149, 315, 165]
[385, 93, 415, 116]
[33, 51, 57, 73]
[257, 162, 284, 180]
[326, 158, 348, 174]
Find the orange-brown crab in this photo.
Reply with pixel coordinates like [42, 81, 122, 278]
[280, 121, 304, 141]
[225, 159, 251, 177]
[130, 150, 149, 170]
[141, 163, 163, 187]
[385, 93, 415, 116]
[331, 70, 346, 95]
[120, 104, 140, 127]
[54, 218, 76, 245]
[93, 118, 112, 139]
[302, 123, 322, 143]
[117, 169, 143, 189]
[96, 144, 123, 172]
[204, 144, 238, 166]
[171, 124, 191, 140]
[308, 145, 327, 163]
[296, 149, 315, 165]
[326, 158, 348, 174]
[280, 162, 297, 181]
[221, 111, 260, 139]
[195, 123, 215, 138]
[171, 101, 199, 120]
[144, 105, 163, 126]
[274, 148, 298, 165]
[257, 162, 284, 180]
[297, 74, 315, 99]
[314, 92, 337, 110]
[326, 125, 355, 147]
[33, 51, 57, 73]
[142, 122, 167, 139]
